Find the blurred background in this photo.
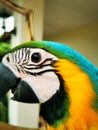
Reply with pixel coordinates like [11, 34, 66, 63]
[0, 0, 98, 128]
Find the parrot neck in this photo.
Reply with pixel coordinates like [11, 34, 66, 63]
[40, 74, 69, 127]
[54, 59, 98, 129]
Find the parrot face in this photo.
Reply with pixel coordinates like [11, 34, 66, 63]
[0, 47, 60, 103]
[0, 41, 98, 129]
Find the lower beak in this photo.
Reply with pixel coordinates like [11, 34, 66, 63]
[12, 80, 39, 103]
[0, 63, 18, 102]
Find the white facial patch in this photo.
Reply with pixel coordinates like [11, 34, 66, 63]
[22, 71, 60, 103]
[2, 48, 58, 78]
[2, 48, 59, 102]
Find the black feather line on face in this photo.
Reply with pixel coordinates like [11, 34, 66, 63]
[23, 60, 56, 76]
[40, 74, 69, 127]
[23, 63, 52, 70]
[25, 69, 55, 76]
[26, 58, 53, 67]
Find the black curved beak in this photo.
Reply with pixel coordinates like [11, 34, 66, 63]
[0, 63, 39, 103]
[12, 80, 39, 103]
[0, 63, 19, 102]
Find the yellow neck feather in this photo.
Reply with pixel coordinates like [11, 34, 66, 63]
[53, 59, 98, 130]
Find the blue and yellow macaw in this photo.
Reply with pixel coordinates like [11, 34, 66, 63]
[0, 41, 98, 130]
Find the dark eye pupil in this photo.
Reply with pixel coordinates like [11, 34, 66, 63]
[31, 53, 41, 63]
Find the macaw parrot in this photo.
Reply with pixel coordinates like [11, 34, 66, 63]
[0, 41, 98, 130]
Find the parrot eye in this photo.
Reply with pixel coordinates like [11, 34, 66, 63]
[31, 52, 41, 63]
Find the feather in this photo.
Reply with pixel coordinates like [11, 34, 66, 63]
[53, 59, 98, 130]
[0, 41, 98, 130]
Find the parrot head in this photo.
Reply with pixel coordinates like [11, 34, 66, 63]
[0, 41, 98, 129]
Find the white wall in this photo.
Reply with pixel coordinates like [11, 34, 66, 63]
[44, 23, 98, 67]
[11, 0, 44, 47]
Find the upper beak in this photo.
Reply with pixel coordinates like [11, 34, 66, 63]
[0, 63, 19, 102]
[0, 63, 39, 103]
